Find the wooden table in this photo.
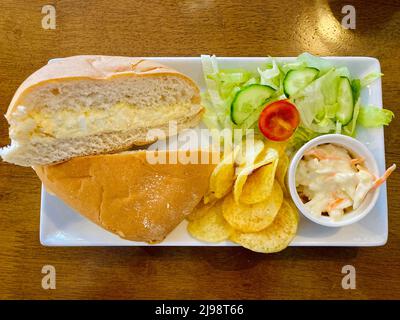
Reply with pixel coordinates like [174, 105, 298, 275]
[0, 0, 399, 299]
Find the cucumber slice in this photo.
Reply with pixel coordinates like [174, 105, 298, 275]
[336, 77, 354, 125]
[231, 84, 275, 125]
[283, 67, 319, 97]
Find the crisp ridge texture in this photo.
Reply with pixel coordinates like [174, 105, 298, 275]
[34, 150, 217, 243]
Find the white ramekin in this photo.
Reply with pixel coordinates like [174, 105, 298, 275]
[288, 134, 380, 227]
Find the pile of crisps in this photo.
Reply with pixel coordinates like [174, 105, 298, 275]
[187, 139, 299, 253]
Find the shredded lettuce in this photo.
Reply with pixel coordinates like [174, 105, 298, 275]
[258, 58, 281, 90]
[360, 72, 383, 87]
[335, 66, 351, 79]
[242, 77, 258, 87]
[288, 126, 321, 151]
[208, 69, 251, 99]
[292, 68, 339, 131]
[358, 106, 394, 127]
[201, 54, 279, 131]
[279, 61, 307, 74]
[201, 55, 235, 129]
[201, 92, 221, 130]
[201, 53, 394, 150]
[297, 52, 333, 75]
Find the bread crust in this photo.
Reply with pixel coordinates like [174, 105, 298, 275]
[6, 55, 200, 120]
[34, 150, 217, 243]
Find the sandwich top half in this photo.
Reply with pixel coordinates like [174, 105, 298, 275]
[0, 55, 203, 166]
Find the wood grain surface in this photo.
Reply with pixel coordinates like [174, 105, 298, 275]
[0, 0, 399, 300]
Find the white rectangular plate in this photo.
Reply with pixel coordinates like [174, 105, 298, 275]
[40, 56, 388, 246]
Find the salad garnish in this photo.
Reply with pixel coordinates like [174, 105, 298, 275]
[258, 100, 300, 141]
[201, 53, 394, 150]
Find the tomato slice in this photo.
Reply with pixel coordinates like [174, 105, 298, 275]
[258, 100, 300, 141]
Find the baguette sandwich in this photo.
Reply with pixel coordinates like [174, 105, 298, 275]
[0, 55, 202, 166]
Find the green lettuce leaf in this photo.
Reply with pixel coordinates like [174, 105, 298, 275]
[279, 61, 307, 74]
[358, 106, 394, 127]
[335, 66, 351, 79]
[201, 55, 241, 128]
[360, 72, 383, 87]
[288, 126, 321, 152]
[291, 68, 339, 129]
[258, 58, 281, 90]
[201, 92, 221, 130]
[297, 52, 333, 75]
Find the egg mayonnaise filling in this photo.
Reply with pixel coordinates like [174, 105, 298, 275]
[9, 102, 191, 141]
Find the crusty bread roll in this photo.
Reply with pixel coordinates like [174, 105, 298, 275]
[1, 55, 202, 167]
[34, 150, 217, 243]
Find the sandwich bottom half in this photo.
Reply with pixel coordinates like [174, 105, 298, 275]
[34, 150, 218, 243]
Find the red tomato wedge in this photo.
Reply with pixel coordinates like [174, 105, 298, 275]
[258, 100, 300, 141]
